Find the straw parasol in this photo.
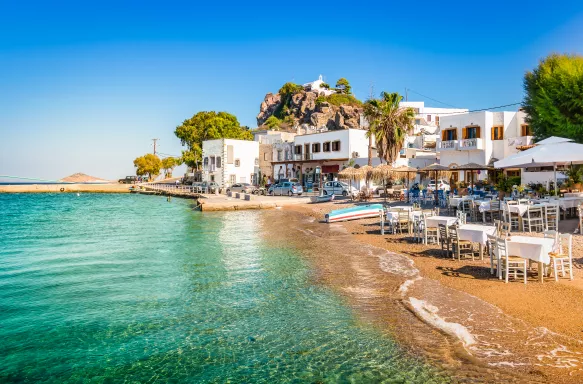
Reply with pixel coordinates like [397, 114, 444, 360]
[338, 166, 359, 198]
[372, 163, 393, 181]
[421, 163, 450, 204]
[357, 165, 374, 180]
[373, 164, 394, 204]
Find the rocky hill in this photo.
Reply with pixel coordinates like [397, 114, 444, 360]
[256, 86, 364, 131]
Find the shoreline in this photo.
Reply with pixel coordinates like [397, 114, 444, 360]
[267, 202, 583, 383]
[0, 183, 132, 193]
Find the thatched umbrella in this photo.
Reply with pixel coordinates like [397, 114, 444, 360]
[339, 166, 359, 197]
[373, 164, 394, 204]
[450, 163, 492, 191]
[392, 165, 418, 202]
[421, 163, 450, 204]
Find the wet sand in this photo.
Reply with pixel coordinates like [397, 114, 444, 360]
[262, 201, 583, 383]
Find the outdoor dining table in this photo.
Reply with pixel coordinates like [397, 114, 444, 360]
[449, 196, 472, 208]
[506, 235, 555, 282]
[563, 192, 583, 198]
[457, 224, 496, 259]
[557, 197, 583, 210]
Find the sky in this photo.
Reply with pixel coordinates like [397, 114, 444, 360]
[1, 0, 583, 181]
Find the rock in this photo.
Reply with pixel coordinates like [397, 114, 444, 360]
[256, 88, 363, 130]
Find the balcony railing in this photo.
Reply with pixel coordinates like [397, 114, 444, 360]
[459, 138, 483, 150]
[437, 140, 458, 151]
[507, 136, 533, 147]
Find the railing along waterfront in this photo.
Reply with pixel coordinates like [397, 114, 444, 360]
[140, 183, 211, 195]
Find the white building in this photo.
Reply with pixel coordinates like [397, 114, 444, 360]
[436, 110, 540, 183]
[202, 139, 259, 187]
[303, 75, 335, 96]
[400, 101, 468, 131]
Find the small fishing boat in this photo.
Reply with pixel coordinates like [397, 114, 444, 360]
[310, 194, 335, 203]
[325, 204, 383, 223]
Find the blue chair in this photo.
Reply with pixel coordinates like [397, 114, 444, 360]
[410, 190, 421, 205]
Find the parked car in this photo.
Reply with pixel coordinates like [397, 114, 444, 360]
[226, 183, 253, 194]
[118, 176, 138, 184]
[426, 179, 450, 192]
[322, 181, 358, 197]
[268, 182, 303, 196]
[200, 181, 220, 193]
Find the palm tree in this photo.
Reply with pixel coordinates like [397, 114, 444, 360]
[363, 92, 415, 166]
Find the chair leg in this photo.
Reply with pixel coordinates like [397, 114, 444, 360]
[554, 261, 558, 282]
[569, 260, 574, 280]
[505, 263, 509, 283]
[524, 262, 527, 284]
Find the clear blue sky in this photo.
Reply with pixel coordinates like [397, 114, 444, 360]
[1, 1, 583, 181]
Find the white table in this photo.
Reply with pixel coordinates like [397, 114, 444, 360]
[558, 197, 583, 210]
[384, 209, 420, 223]
[458, 224, 496, 259]
[449, 196, 472, 207]
[506, 236, 555, 282]
[563, 192, 583, 198]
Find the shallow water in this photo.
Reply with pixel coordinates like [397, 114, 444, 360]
[0, 194, 448, 383]
[261, 209, 583, 383]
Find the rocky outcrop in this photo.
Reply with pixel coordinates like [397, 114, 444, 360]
[256, 90, 363, 130]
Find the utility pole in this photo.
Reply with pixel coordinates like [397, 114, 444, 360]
[152, 139, 159, 155]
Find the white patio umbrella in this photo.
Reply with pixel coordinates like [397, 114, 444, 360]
[494, 137, 583, 195]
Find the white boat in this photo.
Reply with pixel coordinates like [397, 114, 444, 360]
[325, 204, 383, 223]
[310, 194, 335, 203]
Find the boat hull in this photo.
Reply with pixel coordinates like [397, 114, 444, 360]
[310, 195, 335, 203]
[325, 204, 383, 223]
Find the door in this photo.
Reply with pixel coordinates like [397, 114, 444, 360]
[334, 182, 342, 195]
[304, 144, 310, 160]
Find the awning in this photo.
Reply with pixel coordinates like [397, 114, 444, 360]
[322, 165, 340, 173]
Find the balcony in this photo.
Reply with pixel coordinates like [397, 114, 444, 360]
[506, 136, 533, 148]
[437, 140, 458, 151]
[459, 138, 483, 150]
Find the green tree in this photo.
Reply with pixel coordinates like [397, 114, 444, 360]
[134, 154, 162, 181]
[174, 111, 253, 168]
[264, 116, 282, 130]
[523, 53, 583, 142]
[335, 78, 352, 94]
[364, 92, 415, 166]
[278, 82, 303, 95]
[161, 157, 181, 178]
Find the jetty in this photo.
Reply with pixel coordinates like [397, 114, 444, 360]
[139, 183, 311, 211]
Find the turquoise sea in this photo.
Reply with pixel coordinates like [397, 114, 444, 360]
[0, 194, 448, 383]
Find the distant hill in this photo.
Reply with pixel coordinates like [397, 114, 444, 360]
[59, 173, 110, 183]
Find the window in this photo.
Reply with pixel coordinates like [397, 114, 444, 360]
[415, 119, 421, 125]
[255, 158, 259, 166]
[436, 116, 440, 126]
[427, 115, 432, 122]
[235, 159, 240, 167]
[441, 128, 457, 141]
[462, 126, 480, 139]
[216, 156, 221, 168]
[294, 145, 302, 155]
[491, 126, 504, 140]
[227, 145, 234, 164]
[229, 174, 236, 183]
[323, 142, 331, 152]
[210, 156, 215, 167]
[332, 141, 341, 151]
[264, 152, 268, 161]
[521, 124, 532, 136]
[203, 157, 209, 167]
[507, 170, 521, 177]
[312, 143, 321, 153]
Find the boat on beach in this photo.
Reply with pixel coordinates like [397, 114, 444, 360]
[310, 194, 335, 203]
[325, 204, 383, 223]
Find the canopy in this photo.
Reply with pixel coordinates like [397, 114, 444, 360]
[535, 136, 573, 145]
[494, 141, 583, 169]
[393, 165, 418, 173]
[493, 139, 583, 195]
[338, 166, 359, 180]
[421, 163, 449, 172]
[451, 162, 493, 171]
[372, 164, 393, 180]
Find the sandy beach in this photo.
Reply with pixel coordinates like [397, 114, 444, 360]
[266, 199, 583, 383]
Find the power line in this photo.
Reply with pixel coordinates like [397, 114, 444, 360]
[413, 102, 522, 115]
[406, 88, 459, 108]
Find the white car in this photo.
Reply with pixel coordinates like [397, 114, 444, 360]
[322, 181, 358, 197]
[426, 179, 450, 192]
